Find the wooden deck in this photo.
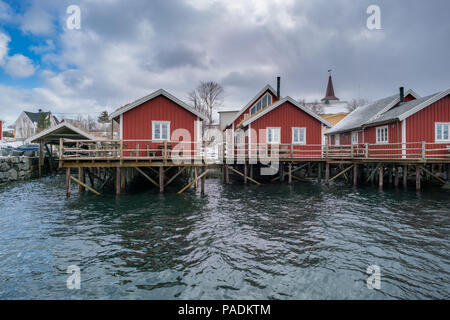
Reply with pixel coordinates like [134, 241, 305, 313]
[58, 139, 450, 167]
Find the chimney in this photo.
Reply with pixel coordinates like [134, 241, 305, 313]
[276, 76, 281, 100]
[399, 87, 404, 103]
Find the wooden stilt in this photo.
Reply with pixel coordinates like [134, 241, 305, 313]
[379, 165, 384, 189]
[317, 162, 322, 183]
[416, 166, 421, 191]
[228, 166, 261, 185]
[325, 163, 330, 184]
[39, 141, 44, 178]
[178, 169, 209, 194]
[201, 166, 206, 194]
[194, 167, 198, 190]
[116, 167, 121, 196]
[328, 164, 354, 183]
[403, 165, 408, 188]
[249, 165, 254, 179]
[70, 176, 102, 196]
[66, 168, 71, 198]
[353, 164, 358, 186]
[244, 163, 248, 184]
[159, 166, 164, 193]
[120, 168, 126, 192]
[394, 166, 399, 188]
[280, 163, 284, 182]
[135, 167, 159, 188]
[78, 167, 85, 192]
[225, 165, 230, 184]
[288, 162, 292, 184]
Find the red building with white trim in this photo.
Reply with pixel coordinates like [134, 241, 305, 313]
[326, 87, 450, 159]
[110, 89, 207, 158]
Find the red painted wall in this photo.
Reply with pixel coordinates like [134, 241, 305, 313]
[247, 101, 323, 157]
[406, 95, 450, 158]
[122, 95, 199, 157]
[363, 121, 402, 158]
[233, 89, 278, 129]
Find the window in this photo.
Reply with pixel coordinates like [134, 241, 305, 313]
[351, 132, 358, 144]
[335, 134, 340, 146]
[152, 121, 170, 140]
[376, 125, 388, 144]
[249, 93, 273, 115]
[436, 123, 450, 142]
[266, 127, 280, 144]
[292, 127, 306, 144]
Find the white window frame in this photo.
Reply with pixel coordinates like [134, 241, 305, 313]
[376, 125, 388, 144]
[152, 121, 170, 141]
[351, 131, 358, 145]
[435, 122, 450, 142]
[292, 127, 306, 145]
[266, 127, 281, 144]
[335, 134, 340, 146]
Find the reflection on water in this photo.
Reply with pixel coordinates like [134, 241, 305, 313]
[0, 175, 449, 299]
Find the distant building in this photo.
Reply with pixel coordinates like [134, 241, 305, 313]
[14, 110, 59, 141]
[317, 73, 350, 127]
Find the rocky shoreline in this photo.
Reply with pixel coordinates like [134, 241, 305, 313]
[0, 157, 39, 183]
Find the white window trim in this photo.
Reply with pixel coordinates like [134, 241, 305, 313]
[376, 125, 389, 144]
[435, 122, 450, 142]
[335, 134, 340, 146]
[266, 127, 281, 144]
[292, 127, 306, 145]
[152, 121, 170, 141]
[351, 131, 358, 145]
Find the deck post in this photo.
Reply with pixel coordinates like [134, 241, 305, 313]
[394, 166, 399, 187]
[416, 166, 421, 191]
[121, 168, 126, 192]
[353, 164, 358, 187]
[244, 162, 248, 185]
[194, 167, 198, 190]
[288, 162, 292, 184]
[317, 162, 322, 183]
[66, 168, 71, 198]
[280, 163, 284, 182]
[39, 141, 44, 178]
[78, 167, 85, 192]
[249, 164, 254, 179]
[379, 165, 384, 189]
[225, 165, 230, 184]
[403, 165, 408, 188]
[116, 167, 121, 196]
[325, 162, 330, 184]
[201, 166, 206, 194]
[159, 166, 164, 193]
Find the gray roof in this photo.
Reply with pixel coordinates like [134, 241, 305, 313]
[326, 94, 398, 134]
[365, 93, 437, 125]
[24, 111, 59, 124]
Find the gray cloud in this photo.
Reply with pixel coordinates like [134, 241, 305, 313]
[0, 0, 449, 123]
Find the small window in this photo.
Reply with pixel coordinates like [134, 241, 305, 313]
[250, 106, 257, 115]
[335, 134, 340, 146]
[267, 127, 280, 144]
[436, 123, 450, 142]
[376, 125, 388, 144]
[152, 121, 170, 141]
[292, 127, 306, 144]
[351, 132, 358, 144]
[249, 93, 272, 116]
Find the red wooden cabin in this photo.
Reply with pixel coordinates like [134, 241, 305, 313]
[110, 89, 207, 160]
[326, 87, 450, 160]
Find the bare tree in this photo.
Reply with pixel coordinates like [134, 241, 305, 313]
[347, 98, 369, 112]
[299, 99, 324, 115]
[188, 81, 224, 125]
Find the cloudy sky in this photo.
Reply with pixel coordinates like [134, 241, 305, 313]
[0, 0, 449, 124]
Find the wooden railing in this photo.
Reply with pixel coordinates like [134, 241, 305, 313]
[60, 139, 450, 162]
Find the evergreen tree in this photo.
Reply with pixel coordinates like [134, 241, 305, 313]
[37, 112, 51, 132]
[98, 111, 110, 123]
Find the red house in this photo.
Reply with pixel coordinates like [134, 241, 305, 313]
[222, 78, 331, 159]
[110, 89, 207, 159]
[326, 87, 450, 159]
